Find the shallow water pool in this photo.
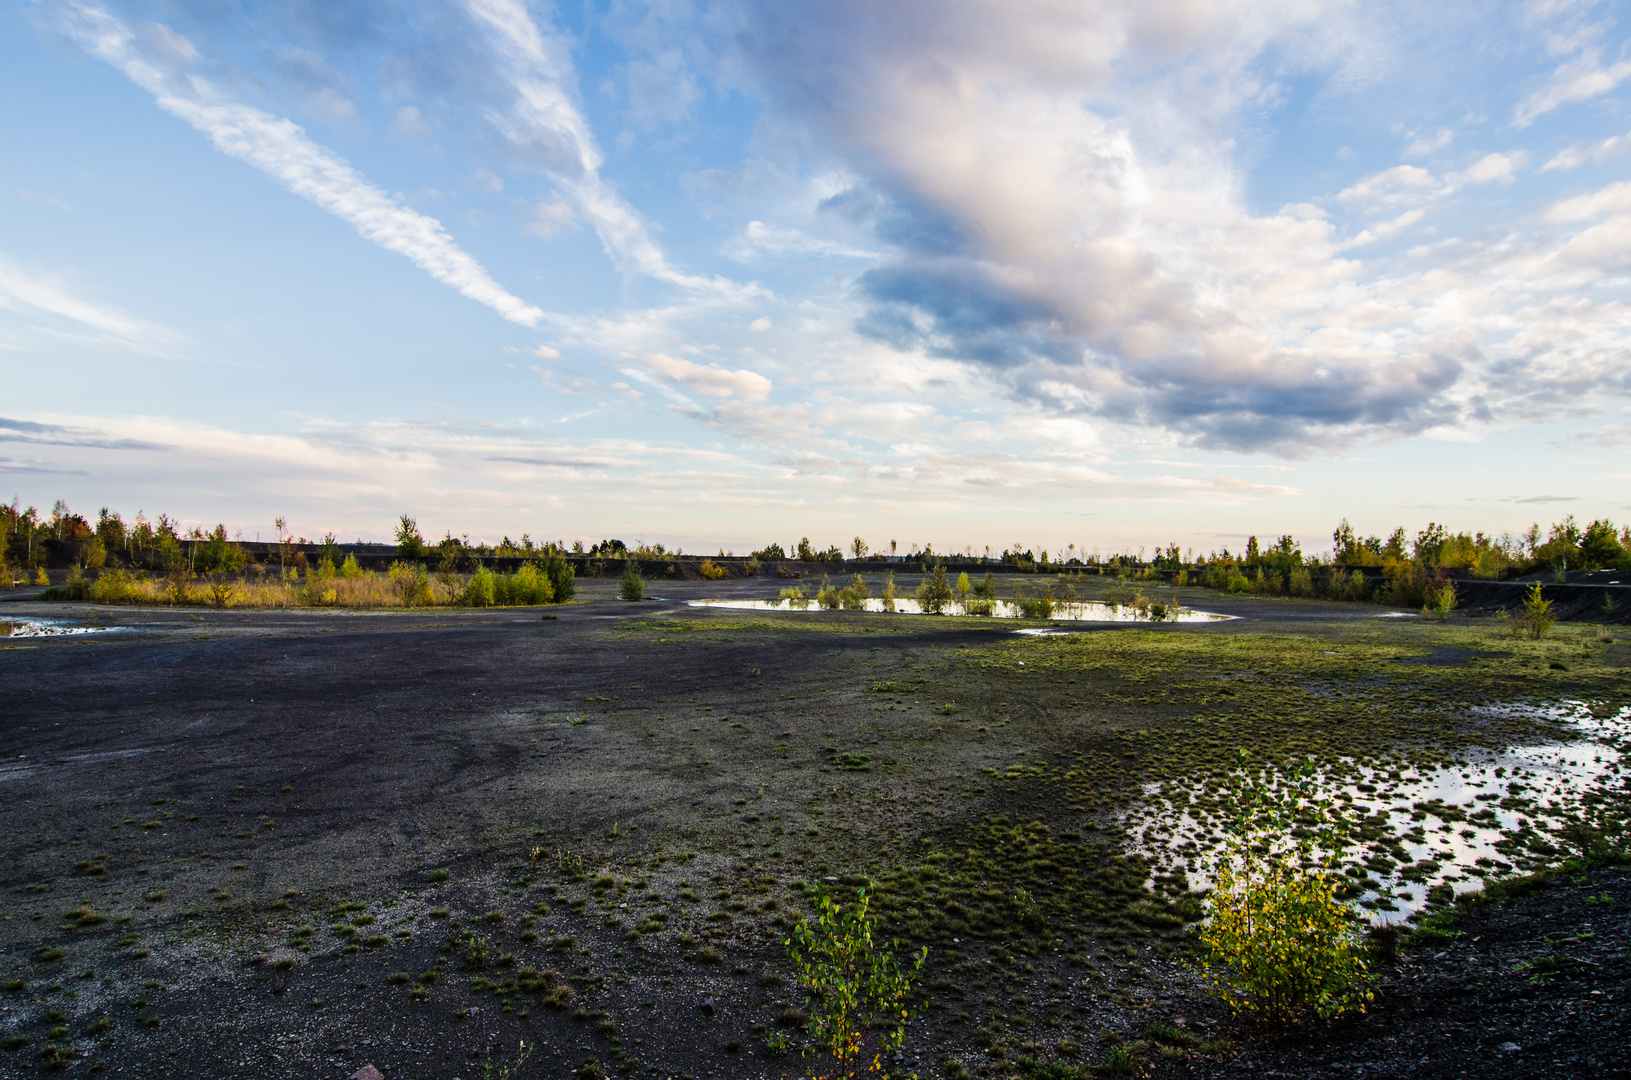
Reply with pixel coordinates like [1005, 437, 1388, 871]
[686, 597, 1232, 623]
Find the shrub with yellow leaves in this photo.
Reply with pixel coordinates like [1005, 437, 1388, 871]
[1198, 751, 1373, 1027]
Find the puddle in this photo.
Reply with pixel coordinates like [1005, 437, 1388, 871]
[0, 618, 130, 638]
[687, 597, 1232, 623]
[1121, 700, 1630, 920]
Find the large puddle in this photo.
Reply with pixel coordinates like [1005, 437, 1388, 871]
[1121, 700, 1630, 919]
[0, 617, 130, 638]
[686, 597, 1232, 623]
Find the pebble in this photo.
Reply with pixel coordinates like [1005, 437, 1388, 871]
[1496, 1042, 1522, 1054]
[349, 1068, 385, 1080]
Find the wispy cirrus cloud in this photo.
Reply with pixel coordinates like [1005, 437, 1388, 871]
[48, 1, 544, 327]
[1514, 47, 1631, 128]
[0, 252, 182, 354]
[460, 0, 745, 300]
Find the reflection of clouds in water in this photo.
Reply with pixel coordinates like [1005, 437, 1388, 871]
[0, 618, 131, 637]
[687, 597, 1232, 623]
[1125, 701, 1629, 921]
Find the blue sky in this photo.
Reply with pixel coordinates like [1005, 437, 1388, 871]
[2, 0, 1629, 554]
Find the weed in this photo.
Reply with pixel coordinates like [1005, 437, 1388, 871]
[1100, 1045, 1140, 1076]
[39, 1041, 72, 1070]
[427, 869, 449, 883]
[479, 1040, 534, 1080]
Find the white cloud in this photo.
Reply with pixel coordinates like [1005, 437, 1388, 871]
[1403, 127, 1454, 157]
[1344, 208, 1426, 247]
[1542, 131, 1630, 170]
[713, 2, 1631, 453]
[625, 352, 772, 401]
[0, 252, 181, 354]
[390, 105, 429, 138]
[532, 345, 561, 359]
[1338, 165, 1442, 204]
[52, 2, 544, 327]
[518, 197, 579, 238]
[1514, 49, 1631, 127]
[1454, 151, 1528, 185]
[748, 317, 771, 331]
[721, 220, 876, 263]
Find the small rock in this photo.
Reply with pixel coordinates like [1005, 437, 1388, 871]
[1497, 1042, 1521, 1054]
[699, 997, 717, 1016]
[350, 1068, 385, 1080]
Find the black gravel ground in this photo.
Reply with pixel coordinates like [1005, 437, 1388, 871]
[0, 579, 1625, 1080]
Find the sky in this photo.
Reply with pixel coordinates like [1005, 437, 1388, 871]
[2, 0, 1629, 556]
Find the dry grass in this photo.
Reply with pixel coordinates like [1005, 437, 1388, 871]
[87, 566, 463, 609]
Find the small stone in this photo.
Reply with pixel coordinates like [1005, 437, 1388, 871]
[1497, 1042, 1521, 1054]
[699, 997, 717, 1016]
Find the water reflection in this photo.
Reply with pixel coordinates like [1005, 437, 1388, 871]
[686, 597, 1232, 623]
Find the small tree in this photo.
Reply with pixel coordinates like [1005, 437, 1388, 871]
[274, 516, 289, 572]
[915, 566, 953, 614]
[395, 515, 425, 559]
[851, 536, 869, 560]
[1520, 581, 1554, 639]
[1424, 576, 1457, 621]
[619, 562, 645, 601]
[785, 890, 926, 1077]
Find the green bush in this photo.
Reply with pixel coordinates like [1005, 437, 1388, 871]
[840, 574, 870, 610]
[497, 562, 554, 605]
[1016, 587, 1055, 619]
[916, 567, 954, 614]
[619, 562, 645, 601]
[462, 566, 498, 607]
[817, 576, 842, 609]
[541, 548, 576, 603]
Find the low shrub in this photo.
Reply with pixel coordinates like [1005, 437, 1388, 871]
[916, 567, 954, 614]
[1199, 753, 1371, 1026]
[698, 558, 728, 580]
[619, 562, 645, 602]
[839, 574, 870, 610]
